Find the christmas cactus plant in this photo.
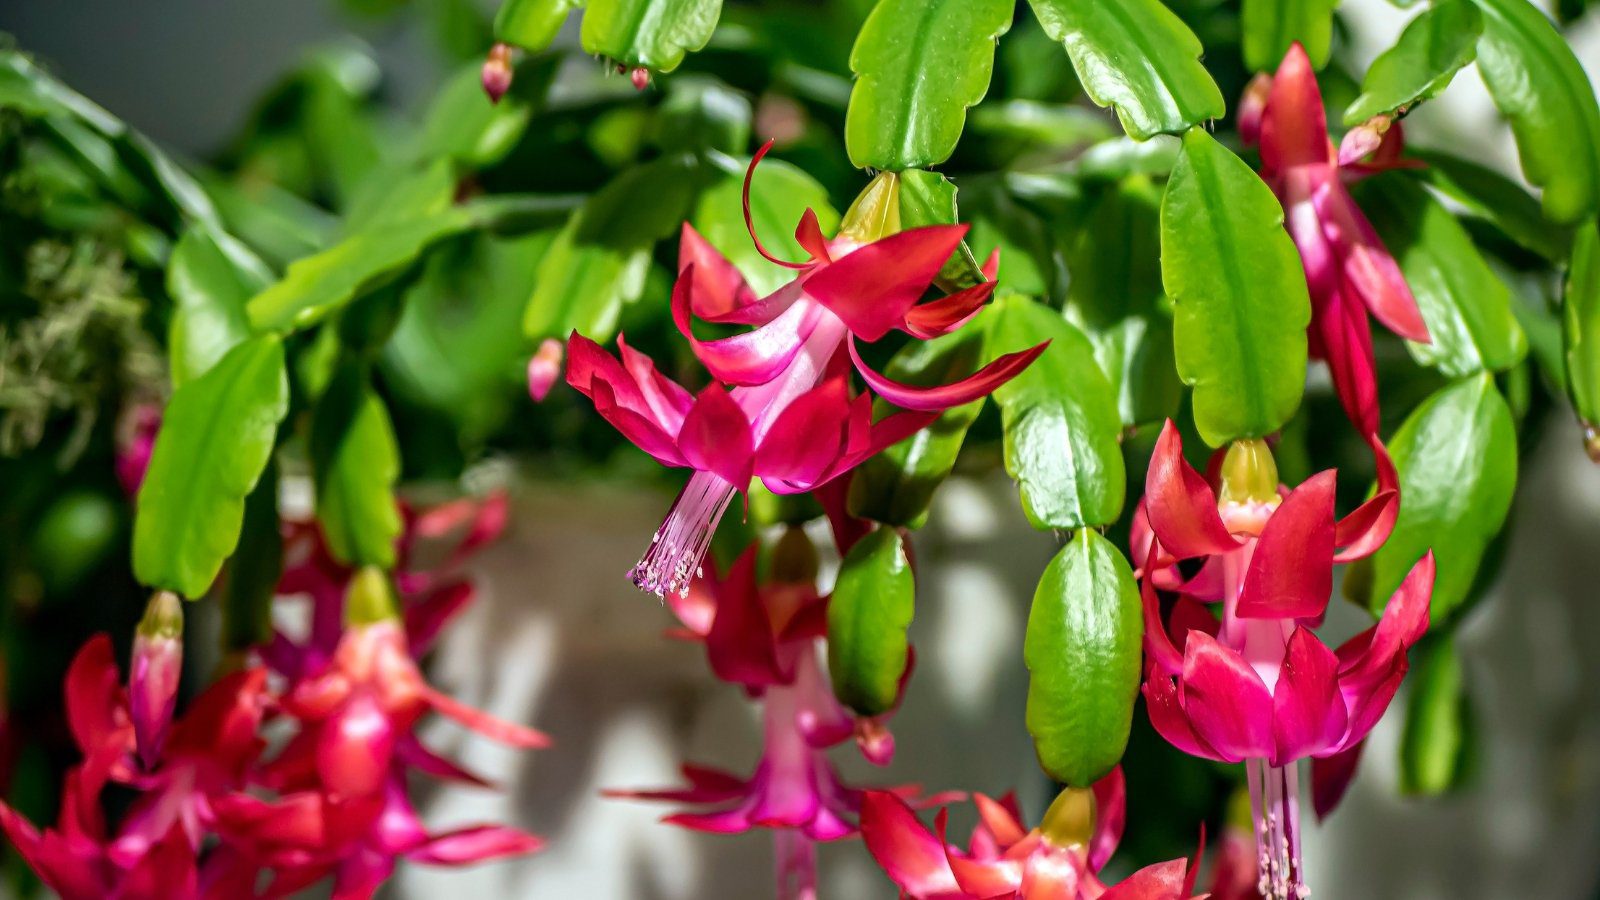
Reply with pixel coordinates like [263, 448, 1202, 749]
[0, 0, 1595, 896]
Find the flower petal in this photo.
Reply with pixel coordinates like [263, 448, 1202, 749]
[408, 825, 544, 865]
[860, 791, 964, 898]
[1260, 42, 1329, 172]
[795, 209, 832, 264]
[1090, 767, 1126, 872]
[679, 386, 755, 488]
[1313, 183, 1431, 343]
[1142, 579, 1186, 677]
[1144, 421, 1239, 558]
[848, 334, 1047, 412]
[1099, 859, 1189, 900]
[1314, 284, 1382, 435]
[677, 223, 763, 322]
[672, 267, 815, 386]
[752, 377, 852, 488]
[706, 547, 790, 688]
[1179, 632, 1274, 762]
[1333, 431, 1399, 562]
[1335, 551, 1434, 685]
[566, 333, 692, 438]
[902, 281, 996, 340]
[1272, 627, 1348, 764]
[422, 686, 552, 749]
[1141, 668, 1222, 762]
[803, 226, 968, 341]
[1237, 470, 1336, 620]
[1311, 739, 1366, 819]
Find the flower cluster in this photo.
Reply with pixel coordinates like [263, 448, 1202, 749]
[1133, 422, 1434, 899]
[567, 145, 1044, 599]
[1242, 42, 1430, 435]
[0, 495, 544, 899]
[606, 531, 938, 900]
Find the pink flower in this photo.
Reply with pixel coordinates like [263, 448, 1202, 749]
[1134, 421, 1435, 899]
[1244, 42, 1430, 434]
[567, 146, 1045, 598]
[130, 591, 183, 769]
[116, 404, 162, 496]
[526, 338, 565, 402]
[608, 542, 930, 900]
[860, 769, 1202, 900]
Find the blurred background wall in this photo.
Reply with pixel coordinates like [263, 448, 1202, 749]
[3, 1, 1600, 897]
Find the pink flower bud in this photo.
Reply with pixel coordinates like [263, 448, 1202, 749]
[130, 591, 183, 769]
[482, 43, 514, 104]
[629, 66, 650, 91]
[527, 338, 564, 402]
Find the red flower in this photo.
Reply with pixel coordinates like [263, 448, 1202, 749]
[1244, 42, 1430, 434]
[860, 769, 1203, 900]
[1134, 422, 1434, 899]
[567, 145, 1045, 598]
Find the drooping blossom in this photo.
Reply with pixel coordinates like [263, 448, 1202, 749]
[567, 145, 1046, 598]
[1242, 42, 1430, 434]
[0, 633, 272, 899]
[1134, 421, 1435, 899]
[217, 564, 547, 897]
[860, 769, 1204, 900]
[606, 534, 932, 900]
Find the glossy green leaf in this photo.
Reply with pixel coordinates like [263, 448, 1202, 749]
[580, 0, 722, 72]
[1025, 528, 1142, 786]
[1413, 149, 1573, 263]
[1027, 0, 1225, 141]
[1355, 173, 1526, 377]
[1160, 129, 1309, 445]
[133, 337, 289, 598]
[1470, 0, 1600, 224]
[222, 462, 283, 654]
[845, 0, 1013, 170]
[1345, 1, 1480, 125]
[525, 155, 701, 340]
[1399, 636, 1472, 796]
[311, 365, 403, 569]
[1064, 176, 1180, 426]
[167, 226, 272, 386]
[898, 169, 986, 289]
[848, 328, 987, 528]
[495, 0, 583, 52]
[691, 153, 836, 296]
[986, 295, 1126, 529]
[827, 528, 915, 716]
[202, 174, 339, 270]
[1563, 220, 1600, 449]
[1355, 375, 1516, 622]
[1241, 0, 1338, 73]
[247, 206, 473, 334]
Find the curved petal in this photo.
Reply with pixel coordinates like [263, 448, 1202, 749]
[588, 379, 688, 468]
[566, 333, 691, 436]
[1260, 42, 1330, 172]
[1335, 551, 1434, 685]
[1090, 767, 1126, 872]
[795, 209, 832, 264]
[859, 791, 963, 898]
[803, 226, 969, 341]
[672, 267, 815, 386]
[1141, 669, 1223, 762]
[849, 334, 1047, 412]
[1145, 421, 1240, 558]
[972, 794, 1027, 849]
[1311, 740, 1366, 819]
[706, 547, 790, 688]
[1314, 284, 1382, 434]
[1237, 470, 1336, 620]
[1179, 632, 1275, 762]
[679, 386, 756, 488]
[422, 685, 552, 749]
[1313, 182, 1431, 343]
[1142, 579, 1186, 677]
[1100, 859, 1189, 900]
[903, 281, 997, 340]
[752, 377, 851, 488]
[1333, 432, 1399, 562]
[1272, 628, 1348, 764]
[678, 224, 763, 322]
[409, 825, 544, 866]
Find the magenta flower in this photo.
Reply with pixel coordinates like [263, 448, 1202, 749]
[1243, 42, 1430, 434]
[860, 769, 1202, 900]
[0, 633, 272, 900]
[1134, 422, 1435, 899]
[567, 147, 1045, 598]
[526, 337, 565, 402]
[116, 403, 162, 496]
[608, 543, 932, 900]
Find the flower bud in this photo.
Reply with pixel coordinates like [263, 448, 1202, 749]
[527, 338, 564, 402]
[629, 66, 650, 91]
[131, 590, 183, 769]
[481, 43, 514, 103]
